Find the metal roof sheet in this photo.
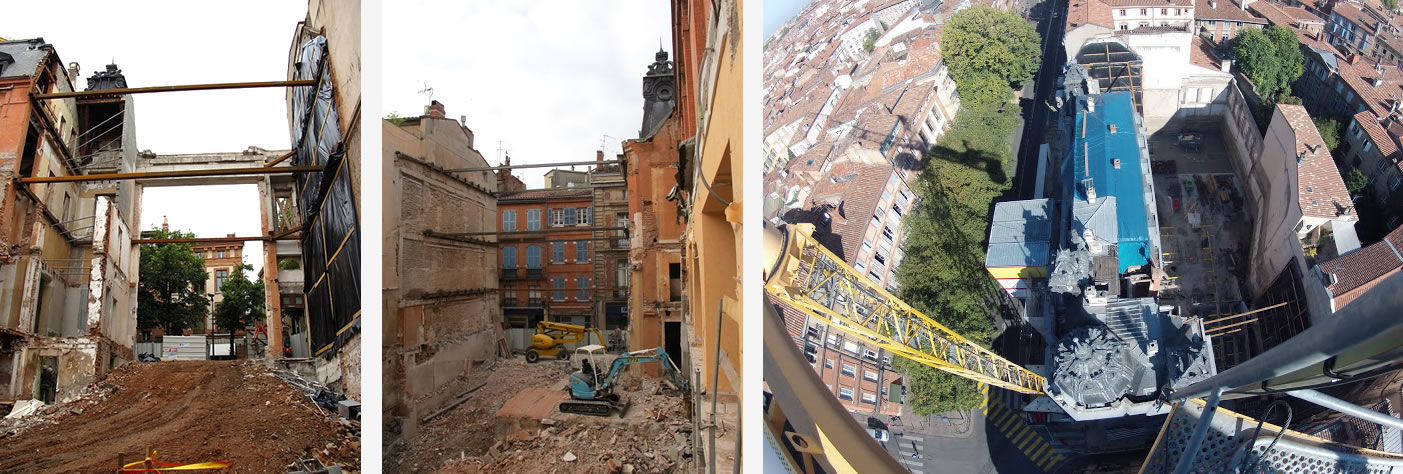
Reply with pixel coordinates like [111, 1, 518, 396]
[986, 199, 1054, 268]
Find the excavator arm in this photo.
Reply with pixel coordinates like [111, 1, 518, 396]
[603, 347, 688, 392]
[537, 321, 604, 346]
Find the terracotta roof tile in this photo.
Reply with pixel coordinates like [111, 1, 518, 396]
[1195, 0, 1265, 22]
[1319, 225, 1403, 308]
[806, 160, 895, 264]
[1332, 2, 1382, 32]
[1190, 35, 1225, 70]
[1104, 0, 1192, 6]
[498, 187, 592, 201]
[1280, 104, 1354, 219]
[1336, 58, 1403, 118]
[1067, 0, 1117, 29]
[1353, 110, 1400, 157]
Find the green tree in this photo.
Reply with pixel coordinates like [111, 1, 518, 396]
[1233, 26, 1305, 103]
[955, 71, 1016, 111]
[890, 105, 1018, 415]
[862, 28, 881, 53]
[214, 263, 267, 354]
[137, 228, 210, 336]
[942, 6, 1042, 91]
[1314, 117, 1342, 152]
[386, 112, 406, 125]
[1386, 0, 1398, 11]
[1345, 168, 1369, 194]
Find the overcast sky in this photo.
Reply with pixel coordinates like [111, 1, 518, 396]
[5, 1, 309, 274]
[383, 0, 672, 189]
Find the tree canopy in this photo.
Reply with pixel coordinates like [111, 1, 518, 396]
[942, 6, 1042, 93]
[1233, 26, 1305, 103]
[1345, 168, 1369, 194]
[891, 105, 1019, 415]
[214, 263, 266, 353]
[1386, 0, 1399, 12]
[1314, 117, 1342, 153]
[863, 28, 881, 53]
[137, 227, 210, 335]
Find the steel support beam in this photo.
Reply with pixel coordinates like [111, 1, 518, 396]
[134, 235, 301, 244]
[20, 165, 323, 184]
[33, 80, 316, 100]
[1287, 389, 1403, 431]
[444, 159, 624, 172]
[1173, 389, 1224, 474]
[439, 226, 628, 237]
[1170, 272, 1403, 402]
[263, 150, 297, 168]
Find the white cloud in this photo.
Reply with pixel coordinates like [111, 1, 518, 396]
[382, 0, 672, 188]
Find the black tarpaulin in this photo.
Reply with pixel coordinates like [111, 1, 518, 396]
[290, 35, 360, 359]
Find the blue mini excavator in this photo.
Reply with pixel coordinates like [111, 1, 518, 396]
[559, 345, 688, 416]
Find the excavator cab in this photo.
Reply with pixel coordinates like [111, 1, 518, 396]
[570, 345, 609, 393]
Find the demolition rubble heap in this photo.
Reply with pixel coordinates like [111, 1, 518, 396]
[0, 361, 358, 473]
[391, 356, 694, 473]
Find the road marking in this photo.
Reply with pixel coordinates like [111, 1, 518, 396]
[908, 469, 923, 474]
[904, 435, 923, 442]
[1029, 442, 1051, 463]
[1017, 430, 1039, 451]
[1033, 444, 1054, 464]
[1009, 427, 1032, 446]
[904, 460, 924, 467]
[995, 410, 1019, 432]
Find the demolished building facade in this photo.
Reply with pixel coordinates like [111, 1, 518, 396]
[383, 101, 501, 442]
[0, 39, 140, 406]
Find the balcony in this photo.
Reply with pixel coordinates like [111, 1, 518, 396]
[525, 268, 544, 280]
[501, 268, 520, 280]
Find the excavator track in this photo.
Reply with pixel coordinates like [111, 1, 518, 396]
[559, 393, 627, 417]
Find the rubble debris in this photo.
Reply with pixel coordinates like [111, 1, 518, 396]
[392, 355, 694, 473]
[0, 360, 358, 473]
[3, 400, 44, 419]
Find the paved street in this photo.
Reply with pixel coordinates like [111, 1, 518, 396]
[870, 383, 1088, 473]
[1013, 0, 1070, 200]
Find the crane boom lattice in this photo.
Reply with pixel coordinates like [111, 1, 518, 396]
[764, 224, 1045, 395]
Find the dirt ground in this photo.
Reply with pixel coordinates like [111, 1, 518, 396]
[390, 356, 693, 473]
[0, 360, 359, 473]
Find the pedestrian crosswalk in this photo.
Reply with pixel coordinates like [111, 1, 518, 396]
[979, 382, 1066, 472]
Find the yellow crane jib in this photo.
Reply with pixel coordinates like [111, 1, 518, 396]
[763, 223, 1046, 395]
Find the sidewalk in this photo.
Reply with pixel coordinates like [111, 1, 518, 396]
[900, 404, 974, 439]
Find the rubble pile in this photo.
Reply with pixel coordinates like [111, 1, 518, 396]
[390, 356, 572, 471]
[0, 360, 359, 473]
[442, 393, 694, 474]
[392, 355, 695, 473]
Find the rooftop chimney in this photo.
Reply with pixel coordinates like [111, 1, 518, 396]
[427, 100, 446, 119]
[1113, 158, 1122, 168]
[596, 150, 604, 170]
[1221, 57, 1234, 73]
[1209, 0, 1217, 9]
[1109, 124, 1118, 133]
[67, 62, 79, 84]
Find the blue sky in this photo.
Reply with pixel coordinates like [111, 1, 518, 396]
[765, 0, 814, 39]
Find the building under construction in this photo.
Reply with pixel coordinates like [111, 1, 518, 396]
[0, 0, 362, 411]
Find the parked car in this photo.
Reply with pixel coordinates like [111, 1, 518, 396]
[867, 427, 890, 442]
[866, 417, 889, 431]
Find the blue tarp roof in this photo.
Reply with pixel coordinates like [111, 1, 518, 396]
[1069, 92, 1150, 272]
